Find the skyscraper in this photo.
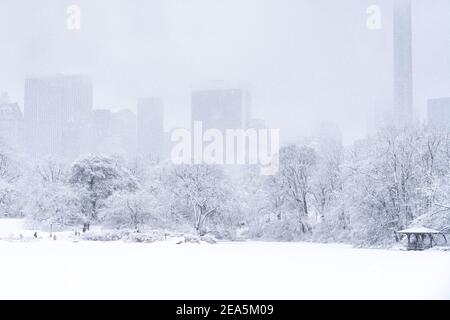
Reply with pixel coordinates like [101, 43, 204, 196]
[110, 109, 137, 157]
[0, 93, 23, 149]
[393, 0, 413, 126]
[90, 108, 137, 157]
[24, 75, 93, 159]
[190, 81, 252, 169]
[91, 109, 113, 155]
[191, 81, 250, 131]
[137, 97, 164, 160]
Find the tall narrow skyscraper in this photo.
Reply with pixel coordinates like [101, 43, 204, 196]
[393, 0, 413, 126]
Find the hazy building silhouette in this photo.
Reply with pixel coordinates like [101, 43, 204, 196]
[393, 0, 413, 127]
[191, 81, 252, 171]
[191, 81, 251, 131]
[165, 127, 185, 160]
[90, 108, 137, 157]
[427, 98, 450, 130]
[91, 109, 113, 154]
[0, 93, 23, 149]
[110, 109, 137, 157]
[137, 97, 164, 160]
[248, 118, 266, 129]
[313, 121, 343, 147]
[24, 75, 93, 159]
[367, 96, 395, 137]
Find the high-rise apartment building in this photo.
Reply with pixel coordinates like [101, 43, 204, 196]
[24, 75, 93, 159]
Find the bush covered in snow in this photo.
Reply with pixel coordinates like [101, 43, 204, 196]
[126, 231, 168, 243]
[81, 230, 131, 242]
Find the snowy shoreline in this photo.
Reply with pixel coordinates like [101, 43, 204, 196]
[1, 218, 450, 250]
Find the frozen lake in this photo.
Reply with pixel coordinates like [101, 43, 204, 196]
[0, 219, 449, 299]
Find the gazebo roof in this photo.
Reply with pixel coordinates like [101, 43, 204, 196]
[397, 227, 442, 234]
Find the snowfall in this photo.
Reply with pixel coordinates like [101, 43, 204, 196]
[0, 219, 449, 300]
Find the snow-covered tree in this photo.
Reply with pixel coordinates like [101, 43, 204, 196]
[164, 164, 229, 234]
[69, 155, 138, 222]
[311, 138, 344, 221]
[25, 182, 83, 230]
[35, 157, 68, 184]
[345, 127, 427, 244]
[0, 180, 21, 218]
[0, 140, 21, 183]
[278, 145, 317, 233]
[101, 189, 162, 231]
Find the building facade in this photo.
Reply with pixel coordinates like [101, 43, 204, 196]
[24, 75, 93, 159]
[191, 81, 251, 131]
[0, 93, 23, 149]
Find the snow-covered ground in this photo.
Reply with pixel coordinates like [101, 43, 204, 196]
[0, 219, 449, 299]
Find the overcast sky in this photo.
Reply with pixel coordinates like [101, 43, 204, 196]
[0, 0, 449, 144]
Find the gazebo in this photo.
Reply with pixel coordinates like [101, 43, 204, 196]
[397, 227, 447, 251]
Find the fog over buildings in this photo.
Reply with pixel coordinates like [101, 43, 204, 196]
[0, 0, 450, 150]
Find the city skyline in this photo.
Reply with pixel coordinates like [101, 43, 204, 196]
[2, 0, 450, 144]
[5, 74, 272, 161]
